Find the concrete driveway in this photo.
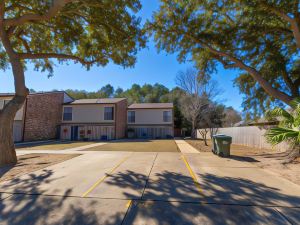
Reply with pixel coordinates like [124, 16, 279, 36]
[0, 150, 300, 225]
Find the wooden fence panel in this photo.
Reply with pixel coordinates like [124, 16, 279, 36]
[197, 126, 287, 151]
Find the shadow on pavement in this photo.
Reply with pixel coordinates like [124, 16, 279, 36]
[229, 155, 260, 163]
[104, 170, 300, 224]
[1, 166, 299, 224]
[0, 169, 125, 225]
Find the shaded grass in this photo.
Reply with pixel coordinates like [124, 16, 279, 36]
[16, 141, 99, 150]
[0, 154, 79, 182]
[85, 139, 179, 152]
[186, 139, 274, 155]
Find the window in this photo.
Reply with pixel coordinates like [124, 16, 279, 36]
[63, 107, 72, 121]
[163, 111, 172, 122]
[104, 107, 114, 120]
[128, 111, 135, 123]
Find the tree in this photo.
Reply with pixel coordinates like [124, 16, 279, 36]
[198, 103, 225, 145]
[179, 94, 209, 138]
[148, 0, 300, 114]
[98, 84, 114, 98]
[0, 0, 145, 165]
[176, 68, 219, 138]
[114, 87, 124, 98]
[223, 107, 242, 127]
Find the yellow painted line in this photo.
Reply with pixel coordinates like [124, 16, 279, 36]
[126, 200, 132, 208]
[181, 154, 203, 194]
[82, 154, 131, 197]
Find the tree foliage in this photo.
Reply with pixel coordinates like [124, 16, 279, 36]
[1, 0, 146, 75]
[0, 0, 145, 165]
[265, 98, 300, 146]
[148, 0, 300, 117]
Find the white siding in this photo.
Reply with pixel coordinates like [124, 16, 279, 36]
[128, 109, 172, 125]
[13, 121, 23, 142]
[0, 98, 24, 121]
[62, 104, 115, 123]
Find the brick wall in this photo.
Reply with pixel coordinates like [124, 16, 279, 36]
[115, 99, 127, 139]
[23, 92, 64, 141]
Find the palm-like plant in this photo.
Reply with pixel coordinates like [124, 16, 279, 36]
[265, 99, 300, 146]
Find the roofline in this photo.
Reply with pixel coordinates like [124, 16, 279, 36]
[248, 121, 279, 126]
[127, 107, 173, 109]
[63, 102, 118, 105]
[0, 91, 73, 98]
[0, 93, 15, 97]
[63, 98, 127, 105]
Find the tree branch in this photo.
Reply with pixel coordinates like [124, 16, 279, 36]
[0, 1, 5, 22]
[282, 67, 295, 89]
[18, 52, 98, 65]
[17, 36, 31, 53]
[294, 77, 300, 86]
[200, 41, 293, 104]
[4, 0, 76, 27]
[260, 3, 300, 49]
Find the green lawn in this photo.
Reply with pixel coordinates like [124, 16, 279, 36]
[16, 141, 99, 150]
[85, 139, 179, 152]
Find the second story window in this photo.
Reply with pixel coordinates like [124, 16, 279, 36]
[163, 111, 172, 122]
[104, 107, 114, 120]
[63, 107, 72, 121]
[128, 111, 135, 123]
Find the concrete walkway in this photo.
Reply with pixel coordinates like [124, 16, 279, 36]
[16, 142, 107, 155]
[66, 142, 107, 151]
[2, 148, 300, 224]
[175, 139, 199, 153]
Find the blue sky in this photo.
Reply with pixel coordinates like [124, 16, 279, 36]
[0, 0, 243, 110]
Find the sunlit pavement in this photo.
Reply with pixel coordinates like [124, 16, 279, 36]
[0, 151, 300, 225]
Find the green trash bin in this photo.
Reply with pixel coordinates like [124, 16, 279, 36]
[212, 134, 232, 157]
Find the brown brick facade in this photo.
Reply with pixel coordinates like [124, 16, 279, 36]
[23, 92, 65, 141]
[115, 99, 127, 139]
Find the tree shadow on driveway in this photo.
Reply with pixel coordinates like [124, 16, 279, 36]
[0, 169, 127, 225]
[0, 165, 299, 224]
[104, 169, 300, 224]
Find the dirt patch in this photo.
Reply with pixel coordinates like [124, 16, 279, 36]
[85, 139, 180, 152]
[0, 154, 79, 182]
[185, 139, 212, 152]
[187, 139, 300, 186]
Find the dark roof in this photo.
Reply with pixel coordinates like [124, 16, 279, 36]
[0, 93, 15, 97]
[0, 91, 67, 95]
[0, 91, 72, 98]
[128, 103, 173, 109]
[66, 98, 126, 105]
[247, 118, 279, 126]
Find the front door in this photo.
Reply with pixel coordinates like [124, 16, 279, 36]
[71, 126, 79, 141]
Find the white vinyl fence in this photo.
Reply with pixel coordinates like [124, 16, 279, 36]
[197, 126, 287, 151]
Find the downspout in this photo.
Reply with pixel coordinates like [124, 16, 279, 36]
[114, 103, 117, 139]
[22, 98, 28, 142]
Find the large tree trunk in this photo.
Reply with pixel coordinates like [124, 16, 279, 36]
[0, 95, 27, 166]
[191, 120, 196, 139]
[0, 20, 28, 166]
[0, 111, 17, 165]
